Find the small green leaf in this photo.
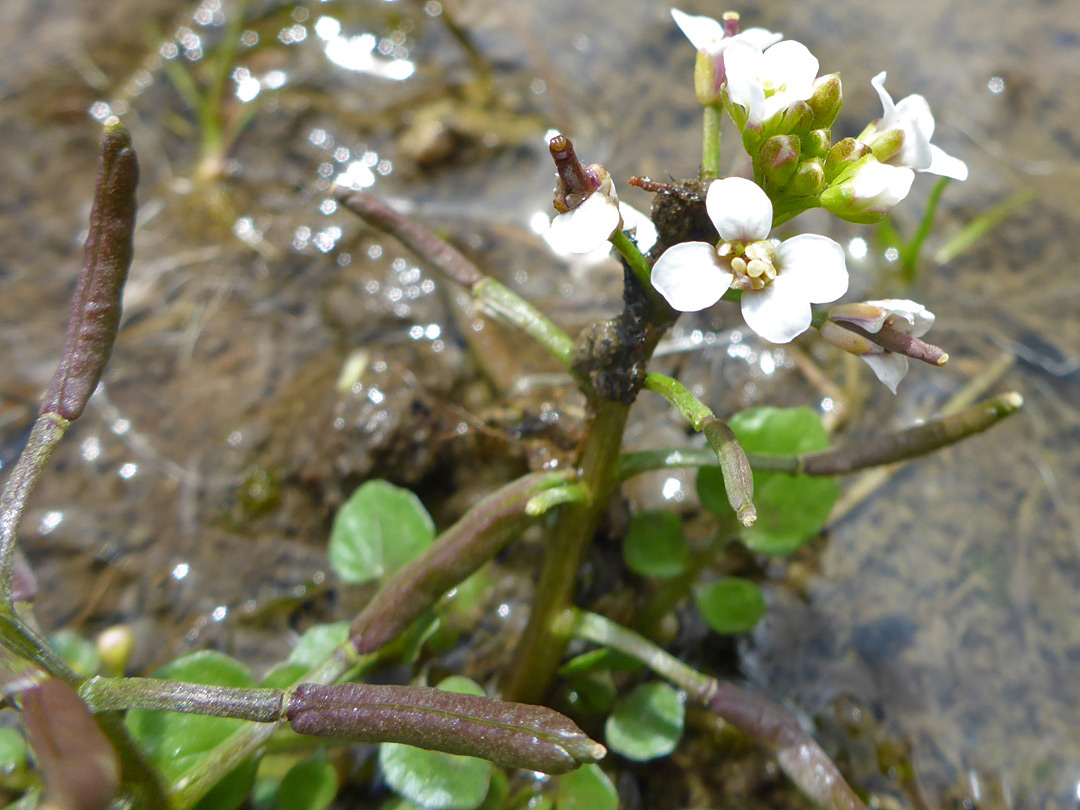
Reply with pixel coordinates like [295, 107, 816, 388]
[378, 677, 492, 810]
[565, 671, 616, 715]
[329, 480, 435, 584]
[288, 622, 350, 669]
[278, 753, 338, 810]
[555, 763, 617, 810]
[126, 650, 259, 810]
[623, 511, 688, 579]
[605, 682, 684, 761]
[47, 629, 101, 678]
[697, 407, 839, 555]
[558, 648, 643, 677]
[693, 578, 766, 634]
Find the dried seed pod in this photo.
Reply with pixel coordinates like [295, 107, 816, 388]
[41, 117, 138, 420]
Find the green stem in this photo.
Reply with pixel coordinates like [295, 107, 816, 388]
[619, 392, 1022, 479]
[0, 414, 69, 603]
[335, 189, 575, 369]
[642, 374, 755, 524]
[643, 373, 712, 429]
[609, 229, 652, 290]
[473, 279, 574, 368]
[701, 104, 723, 179]
[169, 643, 372, 809]
[80, 677, 285, 722]
[501, 401, 630, 703]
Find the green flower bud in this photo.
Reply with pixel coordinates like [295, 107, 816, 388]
[802, 129, 831, 159]
[807, 73, 843, 129]
[865, 126, 906, 166]
[789, 158, 825, 197]
[759, 135, 800, 188]
[775, 100, 814, 137]
[823, 137, 871, 183]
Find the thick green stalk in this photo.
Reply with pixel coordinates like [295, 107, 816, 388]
[501, 401, 629, 703]
[701, 104, 723, 179]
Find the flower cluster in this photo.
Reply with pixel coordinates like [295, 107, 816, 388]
[542, 8, 964, 392]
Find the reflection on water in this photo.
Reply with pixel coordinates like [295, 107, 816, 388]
[1, 0, 1078, 806]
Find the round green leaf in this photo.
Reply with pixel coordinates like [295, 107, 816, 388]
[604, 682, 684, 761]
[329, 480, 435, 584]
[623, 511, 688, 579]
[696, 407, 839, 555]
[378, 677, 492, 810]
[278, 753, 338, 810]
[693, 578, 766, 634]
[261, 662, 309, 690]
[288, 622, 350, 668]
[555, 763, 617, 810]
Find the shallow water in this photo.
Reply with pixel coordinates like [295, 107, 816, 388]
[1, 0, 1078, 807]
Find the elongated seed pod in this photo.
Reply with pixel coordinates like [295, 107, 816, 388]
[288, 683, 605, 774]
[40, 118, 138, 420]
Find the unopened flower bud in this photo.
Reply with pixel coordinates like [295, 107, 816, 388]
[802, 129, 831, 159]
[807, 73, 843, 129]
[759, 135, 800, 188]
[865, 126, 906, 166]
[775, 100, 814, 137]
[820, 155, 914, 223]
[823, 137, 871, 183]
[788, 158, 825, 197]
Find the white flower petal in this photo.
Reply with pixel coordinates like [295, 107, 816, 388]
[724, 40, 767, 123]
[895, 93, 936, 141]
[864, 299, 935, 337]
[671, 8, 727, 52]
[651, 242, 733, 312]
[870, 72, 896, 124]
[775, 234, 848, 304]
[759, 40, 818, 103]
[705, 177, 772, 241]
[851, 161, 915, 210]
[546, 193, 620, 254]
[927, 144, 969, 180]
[740, 275, 812, 343]
[739, 27, 784, 51]
[861, 353, 909, 394]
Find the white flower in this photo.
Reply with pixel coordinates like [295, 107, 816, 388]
[546, 180, 621, 254]
[671, 8, 782, 57]
[862, 72, 968, 181]
[723, 38, 820, 127]
[827, 299, 936, 393]
[650, 177, 848, 343]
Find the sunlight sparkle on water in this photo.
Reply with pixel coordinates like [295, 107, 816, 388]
[39, 511, 64, 535]
[118, 462, 138, 479]
[172, 563, 190, 581]
[847, 236, 868, 259]
[661, 477, 683, 501]
[81, 436, 101, 462]
[316, 16, 415, 80]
